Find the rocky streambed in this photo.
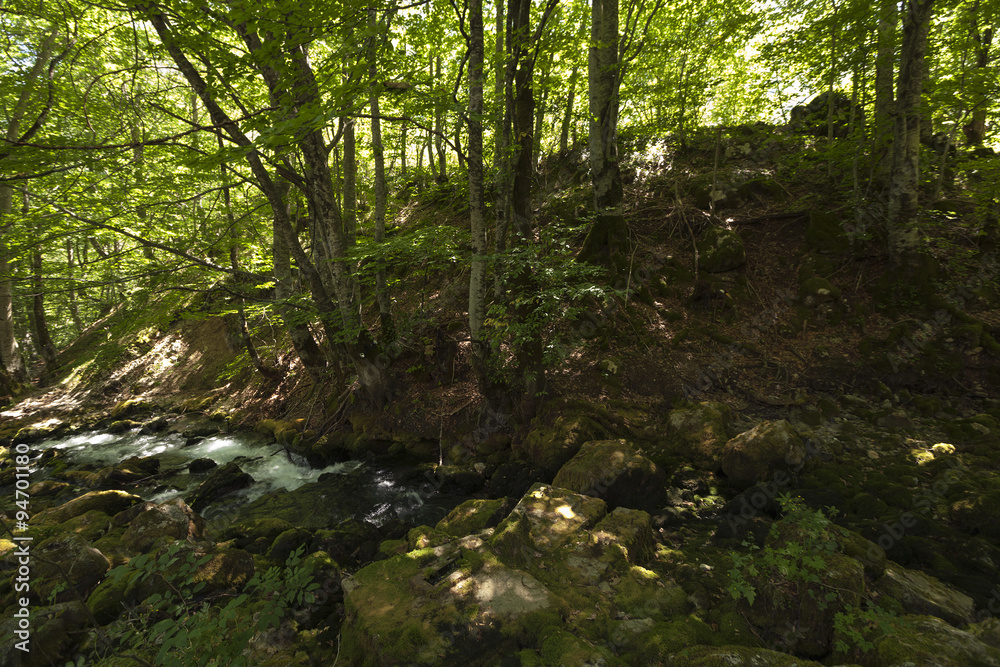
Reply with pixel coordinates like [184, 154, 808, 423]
[2, 393, 1000, 666]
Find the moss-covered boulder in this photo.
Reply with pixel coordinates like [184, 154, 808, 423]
[121, 498, 204, 552]
[799, 276, 842, 306]
[863, 615, 1000, 666]
[518, 400, 613, 477]
[669, 645, 824, 666]
[696, 227, 746, 273]
[193, 548, 255, 592]
[110, 399, 155, 420]
[186, 461, 254, 512]
[661, 401, 734, 469]
[874, 561, 975, 627]
[342, 537, 558, 666]
[720, 420, 805, 490]
[490, 483, 607, 569]
[342, 483, 683, 666]
[552, 439, 668, 513]
[32, 490, 143, 525]
[57, 509, 114, 542]
[950, 488, 1000, 541]
[0, 601, 91, 667]
[267, 527, 313, 563]
[435, 498, 511, 538]
[224, 517, 297, 554]
[33, 534, 111, 602]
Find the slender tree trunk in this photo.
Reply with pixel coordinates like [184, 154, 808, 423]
[468, 0, 489, 388]
[560, 64, 580, 153]
[370, 7, 394, 343]
[873, 0, 897, 183]
[66, 241, 83, 333]
[401, 124, 408, 179]
[26, 196, 56, 367]
[888, 0, 935, 267]
[964, 4, 992, 146]
[0, 29, 55, 382]
[533, 63, 549, 159]
[493, 0, 511, 299]
[433, 55, 447, 181]
[344, 117, 357, 247]
[580, 0, 628, 272]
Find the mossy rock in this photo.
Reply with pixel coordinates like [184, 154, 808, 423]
[519, 400, 615, 477]
[186, 461, 254, 512]
[33, 534, 111, 603]
[225, 517, 297, 553]
[490, 483, 607, 569]
[799, 276, 841, 306]
[864, 614, 1000, 667]
[551, 439, 668, 513]
[539, 628, 614, 666]
[873, 561, 975, 627]
[267, 527, 314, 563]
[720, 420, 806, 491]
[193, 548, 255, 592]
[435, 498, 509, 538]
[407, 525, 452, 551]
[660, 401, 734, 470]
[696, 227, 746, 273]
[110, 399, 155, 419]
[669, 645, 825, 665]
[32, 490, 143, 525]
[121, 499, 204, 552]
[57, 510, 114, 542]
[107, 419, 142, 434]
[0, 601, 91, 667]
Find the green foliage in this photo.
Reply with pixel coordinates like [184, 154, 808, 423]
[727, 495, 900, 656]
[727, 494, 842, 607]
[95, 542, 318, 666]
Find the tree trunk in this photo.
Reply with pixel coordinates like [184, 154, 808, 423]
[493, 0, 511, 297]
[468, 0, 489, 388]
[964, 5, 992, 147]
[66, 241, 83, 333]
[560, 64, 580, 153]
[370, 7, 395, 343]
[580, 0, 628, 272]
[888, 0, 935, 268]
[344, 117, 357, 247]
[873, 0, 897, 175]
[0, 28, 55, 382]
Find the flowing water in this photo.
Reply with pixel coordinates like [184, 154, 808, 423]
[35, 429, 460, 530]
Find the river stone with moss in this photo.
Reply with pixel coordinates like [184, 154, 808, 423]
[720, 419, 805, 490]
[551, 439, 668, 513]
[696, 228, 746, 273]
[341, 483, 689, 665]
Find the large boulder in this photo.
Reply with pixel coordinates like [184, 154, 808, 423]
[33, 534, 111, 602]
[435, 498, 512, 538]
[31, 490, 143, 525]
[861, 615, 1000, 666]
[874, 561, 976, 627]
[341, 483, 684, 666]
[552, 439, 668, 513]
[720, 420, 806, 490]
[517, 400, 613, 478]
[661, 401, 734, 469]
[121, 498, 204, 552]
[696, 228, 746, 273]
[186, 461, 253, 512]
[669, 645, 824, 666]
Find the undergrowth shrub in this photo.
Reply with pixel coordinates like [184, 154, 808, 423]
[86, 542, 318, 666]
